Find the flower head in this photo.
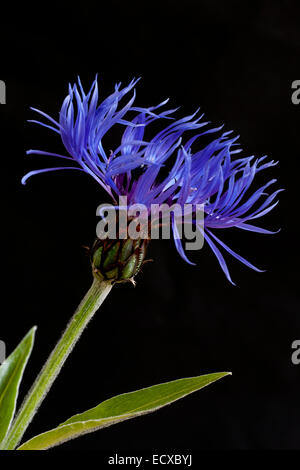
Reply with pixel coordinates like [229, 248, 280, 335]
[23, 77, 281, 284]
[23, 77, 170, 195]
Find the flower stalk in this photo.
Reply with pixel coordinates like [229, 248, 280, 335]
[1, 278, 112, 450]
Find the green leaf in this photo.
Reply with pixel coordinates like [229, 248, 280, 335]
[18, 371, 231, 450]
[0, 327, 36, 443]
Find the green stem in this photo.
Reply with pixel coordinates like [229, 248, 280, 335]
[1, 278, 112, 450]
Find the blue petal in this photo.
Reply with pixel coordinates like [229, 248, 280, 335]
[237, 223, 280, 234]
[21, 167, 84, 185]
[172, 216, 196, 266]
[206, 229, 264, 273]
[202, 229, 235, 285]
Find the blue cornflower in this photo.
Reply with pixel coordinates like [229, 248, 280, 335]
[23, 77, 281, 284]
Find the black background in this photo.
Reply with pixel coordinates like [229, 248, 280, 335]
[1, 0, 300, 451]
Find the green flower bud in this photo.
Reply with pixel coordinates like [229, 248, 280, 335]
[91, 237, 149, 283]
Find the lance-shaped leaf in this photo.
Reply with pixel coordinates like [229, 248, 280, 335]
[18, 371, 231, 450]
[0, 327, 36, 443]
